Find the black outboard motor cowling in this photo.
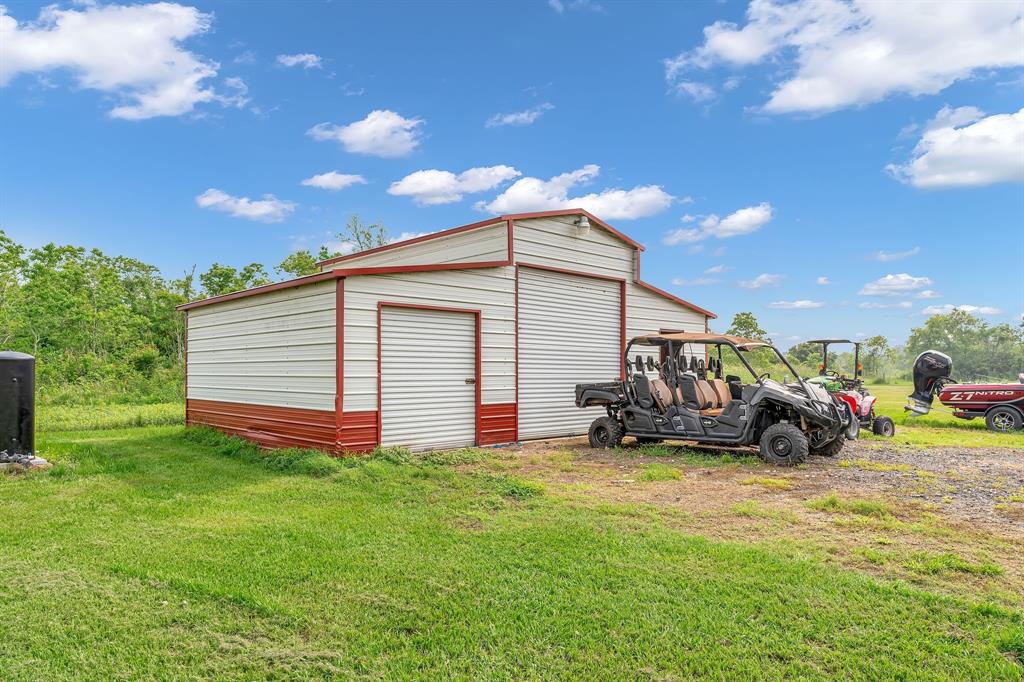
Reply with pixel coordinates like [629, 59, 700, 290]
[906, 350, 952, 416]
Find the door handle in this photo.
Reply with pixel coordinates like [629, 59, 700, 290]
[465, 378, 476, 384]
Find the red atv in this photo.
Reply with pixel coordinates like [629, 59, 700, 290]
[806, 339, 895, 437]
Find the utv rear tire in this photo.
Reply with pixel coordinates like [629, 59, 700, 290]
[589, 417, 624, 449]
[871, 416, 895, 437]
[758, 423, 809, 467]
[986, 406, 1023, 433]
[810, 436, 845, 457]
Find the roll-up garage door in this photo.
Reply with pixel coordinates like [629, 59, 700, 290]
[380, 306, 477, 450]
[518, 267, 621, 439]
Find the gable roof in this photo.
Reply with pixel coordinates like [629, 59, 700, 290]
[179, 209, 714, 318]
[316, 209, 643, 268]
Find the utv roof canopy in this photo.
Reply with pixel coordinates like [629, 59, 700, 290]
[807, 339, 853, 344]
[630, 331, 771, 349]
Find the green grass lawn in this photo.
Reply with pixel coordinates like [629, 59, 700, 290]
[2, 426, 1022, 680]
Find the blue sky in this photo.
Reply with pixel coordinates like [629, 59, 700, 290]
[2, 0, 1022, 347]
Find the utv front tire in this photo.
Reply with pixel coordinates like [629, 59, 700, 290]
[589, 417, 624, 449]
[810, 436, 845, 457]
[758, 423, 809, 467]
[871, 416, 896, 437]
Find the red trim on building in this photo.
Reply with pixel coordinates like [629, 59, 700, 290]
[176, 271, 339, 311]
[335, 278, 345, 441]
[634, 280, 717, 319]
[334, 260, 508, 277]
[186, 399, 337, 451]
[478, 403, 517, 445]
[619, 280, 627, 379]
[318, 217, 508, 267]
[376, 301, 483, 446]
[516, 261, 627, 284]
[505, 218, 514, 263]
[338, 411, 378, 453]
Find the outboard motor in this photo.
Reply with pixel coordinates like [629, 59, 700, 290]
[905, 350, 952, 416]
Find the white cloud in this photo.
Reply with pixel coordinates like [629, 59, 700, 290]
[549, 0, 605, 13]
[301, 171, 367, 191]
[486, 103, 554, 128]
[859, 273, 933, 296]
[921, 304, 1001, 316]
[389, 166, 521, 206]
[195, 188, 295, 223]
[871, 246, 921, 261]
[663, 202, 773, 244]
[886, 106, 1024, 188]
[680, 214, 698, 223]
[665, 0, 1024, 114]
[672, 277, 720, 286]
[915, 290, 941, 299]
[0, 2, 242, 120]
[672, 80, 716, 102]
[768, 300, 824, 309]
[705, 264, 732, 274]
[276, 53, 321, 69]
[739, 273, 783, 289]
[308, 110, 424, 158]
[858, 301, 912, 310]
[816, 276, 830, 285]
[388, 231, 433, 244]
[476, 164, 674, 219]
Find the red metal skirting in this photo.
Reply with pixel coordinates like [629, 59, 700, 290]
[186, 398, 337, 452]
[479, 403, 517, 445]
[338, 411, 379, 453]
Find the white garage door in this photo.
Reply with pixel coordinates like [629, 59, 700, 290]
[518, 267, 621, 439]
[380, 306, 477, 450]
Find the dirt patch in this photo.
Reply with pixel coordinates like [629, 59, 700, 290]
[474, 437, 1024, 609]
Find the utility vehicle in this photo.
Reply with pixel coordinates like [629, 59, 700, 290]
[805, 338, 895, 437]
[906, 350, 1024, 432]
[575, 332, 854, 466]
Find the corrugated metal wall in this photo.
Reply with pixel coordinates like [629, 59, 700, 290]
[380, 307, 477, 450]
[626, 283, 707, 366]
[513, 216, 634, 279]
[517, 267, 621, 439]
[323, 221, 507, 270]
[186, 281, 336, 410]
[343, 268, 515, 413]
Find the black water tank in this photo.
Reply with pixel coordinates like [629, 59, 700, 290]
[0, 351, 35, 455]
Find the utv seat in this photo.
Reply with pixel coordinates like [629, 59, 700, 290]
[649, 378, 674, 413]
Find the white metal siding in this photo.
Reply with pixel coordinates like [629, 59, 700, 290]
[380, 307, 476, 450]
[324, 221, 507, 271]
[513, 216, 634, 280]
[518, 267, 621, 439]
[186, 281, 336, 410]
[343, 267, 515, 413]
[626, 282, 707, 367]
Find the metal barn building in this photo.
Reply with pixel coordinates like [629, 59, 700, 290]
[179, 209, 715, 452]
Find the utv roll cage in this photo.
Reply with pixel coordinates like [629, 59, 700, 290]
[625, 331, 811, 395]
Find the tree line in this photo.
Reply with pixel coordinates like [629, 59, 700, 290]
[1, 226, 1019, 404]
[726, 310, 1023, 383]
[0, 218, 385, 404]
